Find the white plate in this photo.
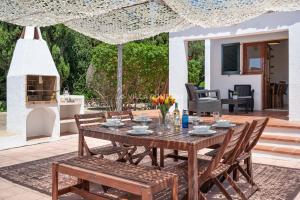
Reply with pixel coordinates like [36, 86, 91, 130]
[133, 118, 152, 123]
[100, 122, 125, 127]
[212, 123, 236, 128]
[189, 129, 216, 136]
[127, 130, 153, 136]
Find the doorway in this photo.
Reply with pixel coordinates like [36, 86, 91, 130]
[264, 40, 288, 110]
[243, 39, 289, 111]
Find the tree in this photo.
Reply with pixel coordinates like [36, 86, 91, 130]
[87, 42, 169, 110]
[188, 41, 205, 87]
[0, 22, 22, 101]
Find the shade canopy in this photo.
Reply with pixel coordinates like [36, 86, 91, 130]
[1, 0, 300, 44]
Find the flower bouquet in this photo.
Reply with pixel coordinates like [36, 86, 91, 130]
[151, 95, 176, 127]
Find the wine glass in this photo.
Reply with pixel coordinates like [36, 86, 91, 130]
[212, 112, 220, 122]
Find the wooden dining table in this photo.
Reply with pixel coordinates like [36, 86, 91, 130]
[79, 119, 229, 200]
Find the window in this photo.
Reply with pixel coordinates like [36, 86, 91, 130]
[243, 42, 266, 74]
[221, 43, 240, 75]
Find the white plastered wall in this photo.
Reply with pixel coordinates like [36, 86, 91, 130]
[207, 31, 288, 111]
[169, 11, 300, 120]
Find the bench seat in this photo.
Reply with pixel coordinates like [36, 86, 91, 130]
[52, 156, 179, 200]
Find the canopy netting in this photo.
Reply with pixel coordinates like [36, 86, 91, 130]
[1, 0, 300, 44]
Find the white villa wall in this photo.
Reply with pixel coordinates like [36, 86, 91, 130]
[208, 32, 288, 110]
[289, 23, 300, 121]
[169, 11, 300, 120]
[169, 38, 188, 111]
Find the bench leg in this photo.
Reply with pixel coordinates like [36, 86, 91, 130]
[171, 176, 178, 200]
[141, 189, 153, 200]
[52, 163, 59, 200]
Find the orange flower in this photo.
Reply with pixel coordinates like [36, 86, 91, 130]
[158, 95, 165, 104]
[151, 96, 158, 106]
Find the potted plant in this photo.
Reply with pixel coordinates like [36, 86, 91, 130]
[232, 91, 239, 99]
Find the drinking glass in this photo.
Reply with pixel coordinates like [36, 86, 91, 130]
[112, 116, 121, 131]
[212, 112, 220, 122]
[192, 116, 200, 126]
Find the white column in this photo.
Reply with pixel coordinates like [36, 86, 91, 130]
[289, 23, 300, 121]
[169, 37, 188, 111]
[204, 39, 212, 89]
[116, 44, 123, 111]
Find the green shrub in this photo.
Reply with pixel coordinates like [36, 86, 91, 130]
[0, 101, 6, 112]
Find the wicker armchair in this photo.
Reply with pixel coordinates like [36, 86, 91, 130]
[228, 84, 254, 112]
[185, 83, 222, 115]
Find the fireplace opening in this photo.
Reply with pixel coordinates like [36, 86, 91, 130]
[26, 107, 56, 140]
[26, 75, 57, 104]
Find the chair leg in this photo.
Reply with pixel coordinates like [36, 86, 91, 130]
[160, 148, 165, 168]
[224, 173, 247, 200]
[173, 150, 179, 162]
[52, 163, 59, 200]
[246, 154, 253, 178]
[199, 191, 207, 200]
[237, 164, 257, 187]
[213, 178, 233, 200]
[233, 167, 239, 181]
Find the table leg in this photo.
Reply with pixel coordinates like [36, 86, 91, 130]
[78, 131, 84, 156]
[152, 148, 157, 166]
[188, 147, 198, 200]
[160, 148, 165, 168]
[234, 104, 238, 114]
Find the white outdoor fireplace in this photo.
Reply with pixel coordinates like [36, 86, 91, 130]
[7, 26, 60, 140]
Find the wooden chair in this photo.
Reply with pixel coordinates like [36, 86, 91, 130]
[75, 113, 129, 161]
[107, 110, 134, 121]
[167, 128, 236, 199]
[107, 111, 158, 166]
[167, 124, 250, 199]
[234, 118, 269, 181]
[52, 156, 179, 200]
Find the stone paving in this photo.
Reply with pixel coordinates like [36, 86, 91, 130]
[0, 136, 299, 200]
[0, 110, 300, 199]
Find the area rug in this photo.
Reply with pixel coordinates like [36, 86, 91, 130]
[0, 151, 299, 200]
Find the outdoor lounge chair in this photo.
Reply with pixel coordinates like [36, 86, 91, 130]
[228, 85, 254, 112]
[75, 113, 130, 161]
[185, 83, 222, 115]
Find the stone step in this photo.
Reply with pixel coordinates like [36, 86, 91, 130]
[254, 143, 300, 157]
[259, 134, 300, 147]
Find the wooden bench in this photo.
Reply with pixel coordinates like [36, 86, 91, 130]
[52, 156, 179, 200]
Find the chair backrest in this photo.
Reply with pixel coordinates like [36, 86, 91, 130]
[74, 113, 106, 130]
[107, 110, 133, 121]
[277, 81, 287, 96]
[222, 123, 250, 165]
[185, 83, 198, 101]
[234, 85, 252, 97]
[240, 118, 269, 154]
[203, 129, 233, 177]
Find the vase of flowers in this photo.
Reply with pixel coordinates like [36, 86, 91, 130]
[151, 95, 176, 129]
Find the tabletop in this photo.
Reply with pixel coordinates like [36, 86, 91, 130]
[80, 120, 230, 151]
